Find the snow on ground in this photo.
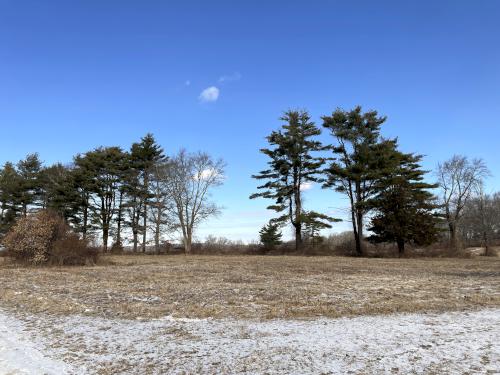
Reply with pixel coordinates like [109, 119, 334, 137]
[0, 309, 499, 374]
[0, 312, 74, 375]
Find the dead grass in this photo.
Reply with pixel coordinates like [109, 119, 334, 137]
[0, 255, 499, 320]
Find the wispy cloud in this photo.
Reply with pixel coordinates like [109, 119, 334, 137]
[199, 86, 220, 103]
[218, 72, 241, 83]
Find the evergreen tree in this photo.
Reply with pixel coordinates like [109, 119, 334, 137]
[302, 211, 340, 248]
[259, 222, 283, 251]
[70, 160, 96, 238]
[77, 147, 126, 251]
[0, 162, 21, 235]
[321, 106, 394, 256]
[367, 152, 442, 255]
[130, 134, 166, 252]
[17, 153, 44, 216]
[123, 162, 144, 252]
[40, 163, 71, 212]
[251, 110, 331, 251]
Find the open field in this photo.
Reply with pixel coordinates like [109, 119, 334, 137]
[1, 255, 499, 320]
[1, 255, 499, 374]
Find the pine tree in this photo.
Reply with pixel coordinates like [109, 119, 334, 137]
[367, 152, 442, 256]
[76, 147, 126, 251]
[0, 162, 21, 235]
[17, 153, 44, 216]
[130, 134, 166, 252]
[251, 110, 330, 251]
[302, 211, 340, 248]
[259, 222, 283, 251]
[322, 106, 394, 256]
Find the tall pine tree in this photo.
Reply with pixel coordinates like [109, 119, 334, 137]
[130, 134, 166, 252]
[251, 110, 332, 251]
[322, 106, 394, 256]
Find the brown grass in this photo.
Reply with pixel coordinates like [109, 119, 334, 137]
[0, 255, 499, 320]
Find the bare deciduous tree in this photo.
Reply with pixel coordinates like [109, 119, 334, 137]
[167, 150, 225, 254]
[436, 155, 489, 250]
[461, 189, 500, 254]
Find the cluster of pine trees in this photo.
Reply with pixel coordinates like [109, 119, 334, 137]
[253, 106, 442, 256]
[0, 134, 224, 254]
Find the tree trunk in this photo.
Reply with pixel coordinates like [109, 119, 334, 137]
[350, 205, 361, 256]
[132, 230, 138, 252]
[353, 183, 364, 257]
[295, 223, 302, 252]
[116, 191, 123, 245]
[155, 219, 160, 254]
[184, 234, 192, 255]
[142, 174, 148, 253]
[355, 209, 364, 256]
[397, 238, 405, 257]
[103, 225, 108, 252]
[449, 222, 459, 251]
[82, 205, 88, 240]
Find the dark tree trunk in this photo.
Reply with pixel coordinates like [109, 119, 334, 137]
[295, 223, 302, 252]
[155, 219, 160, 254]
[449, 222, 459, 251]
[133, 230, 138, 252]
[116, 191, 123, 245]
[142, 174, 148, 253]
[103, 225, 109, 252]
[397, 239, 405, 257]
[355, 210, 364, 256]
[81, 205, 88, 240]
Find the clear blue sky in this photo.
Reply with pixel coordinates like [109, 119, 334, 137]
[1, 1, 499, 241]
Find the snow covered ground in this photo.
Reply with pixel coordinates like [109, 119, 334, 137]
[0, 309, 499, 374]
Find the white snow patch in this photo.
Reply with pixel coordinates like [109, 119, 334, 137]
[0, 312, 75, 374]
[0, 309, 498, 374]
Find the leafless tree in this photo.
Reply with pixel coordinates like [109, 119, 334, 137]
[436, 155, 490, 250]
[167, 150, 225, 254]
[461, 189, 500, 254]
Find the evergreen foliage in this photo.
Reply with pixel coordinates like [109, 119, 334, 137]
[367, 152, 442, 255]
[259, 222, 283, 250]
[251, 110, 333, 250]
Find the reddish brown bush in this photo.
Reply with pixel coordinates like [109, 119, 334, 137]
[2, 210, 98, 266]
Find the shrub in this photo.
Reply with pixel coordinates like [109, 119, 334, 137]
[2, 210, 98, 266]
[110, 241, 124, 254]
[50, 233, 98, 265]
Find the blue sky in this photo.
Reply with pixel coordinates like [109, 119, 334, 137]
[1, 1, 499, 241]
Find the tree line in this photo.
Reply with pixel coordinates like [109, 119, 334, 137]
[1, 108, 496, 257]
[0, 134, 225, 254]
[252, 106, 495, 256]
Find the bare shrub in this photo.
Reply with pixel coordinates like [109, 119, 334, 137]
[2, 210, 98, 266]
[189, 236, 262, 255]
[110, 241, 124, 254]
[323, 232, 358, 256]
[50, 233, 99, 265]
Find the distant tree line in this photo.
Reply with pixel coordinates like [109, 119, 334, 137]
[253, 106, 495, 256]
[0, 134, 225, 254]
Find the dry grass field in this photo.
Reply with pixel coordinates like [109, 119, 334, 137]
[1, 255, 499, 374]
[1, 254, 499, 320]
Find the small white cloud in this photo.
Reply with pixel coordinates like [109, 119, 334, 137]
[199, 86, 220, 103]
[218, 72, 241, 83]
[300, 182, 314, 191]
[185, 80, 191, 86]
[193, 168, 223, 181]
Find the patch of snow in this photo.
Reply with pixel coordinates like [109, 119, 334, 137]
[0, 309, 499, 374]
[0, 312, 75, 374]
